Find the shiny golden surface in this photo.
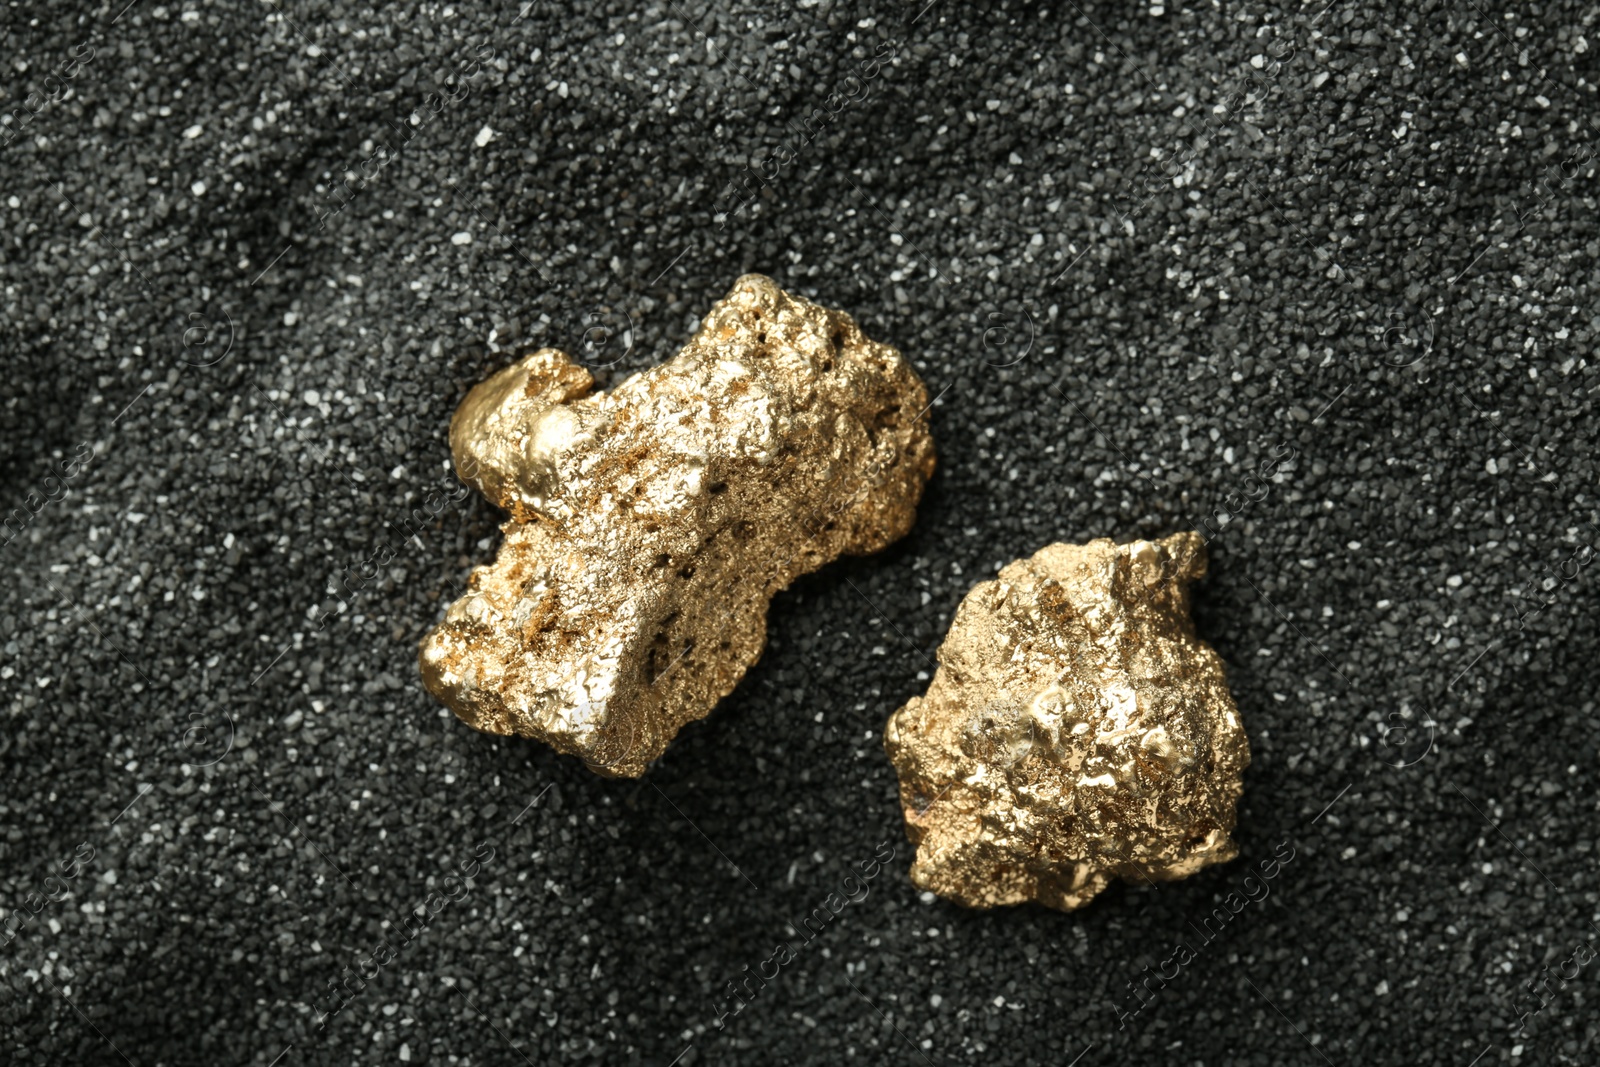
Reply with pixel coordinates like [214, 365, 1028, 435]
[884, 533, 1249, 910]
[420, 274, 936, 776]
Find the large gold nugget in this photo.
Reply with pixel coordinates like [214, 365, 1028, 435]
[884, 534, 1249, 910]
[421, 274, 936, 777]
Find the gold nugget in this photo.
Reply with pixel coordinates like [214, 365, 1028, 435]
[420, 274, 936, 776]
[884, 534, 1249, 910]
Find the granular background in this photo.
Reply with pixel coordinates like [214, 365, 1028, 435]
[2, 1, 1598, 1064]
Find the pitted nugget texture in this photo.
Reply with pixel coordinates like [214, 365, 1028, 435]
[885, 533, 1249, 911]
[420, 274, 936, 777]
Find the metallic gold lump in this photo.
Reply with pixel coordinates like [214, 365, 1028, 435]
[884, 533, 1249, 911]
[420, 274, 936, 777]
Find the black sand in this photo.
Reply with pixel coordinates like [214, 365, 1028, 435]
[3, 1, 1598, 1063]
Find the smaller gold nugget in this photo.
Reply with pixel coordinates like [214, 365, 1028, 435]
[885, 533, 1249, 911]
[421, 274, 935, 776]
